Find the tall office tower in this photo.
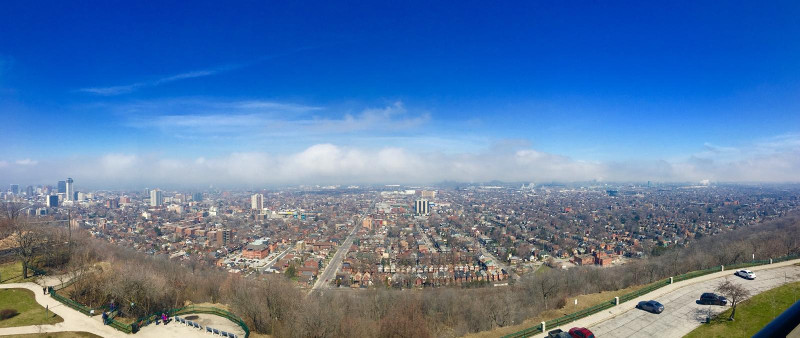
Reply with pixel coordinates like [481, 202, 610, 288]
[26, 185, 34, 196]
[10, 184, 19, 194]
[414, 199, 430, 215]
[65, 178, 74, 201]
[251, 193, 264, 210]
[150, 189, 163, 206]
[47, 195, 59, 207]
[57, 180, 66, 194]
[192, 192, 203, 202]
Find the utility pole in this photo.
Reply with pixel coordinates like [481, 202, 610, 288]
[68, 209, 72, 253]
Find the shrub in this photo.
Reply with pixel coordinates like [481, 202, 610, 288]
[0, 308, 19, 320]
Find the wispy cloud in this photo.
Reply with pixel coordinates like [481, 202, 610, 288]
[15, 158, 37, 165]
[120, 99, 428, 136]
[78, 46, 325, 96]
[78, 66, 236, 95]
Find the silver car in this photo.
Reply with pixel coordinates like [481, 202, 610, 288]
[735, 269, 756, 280]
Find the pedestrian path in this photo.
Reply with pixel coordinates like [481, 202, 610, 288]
[0, 282, 122, 337]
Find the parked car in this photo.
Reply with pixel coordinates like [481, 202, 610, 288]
[547, 329, 573, 338]
[568, 327, 595, 338]
[699, 292, 728, 305]
[636, 300, 664, 314]
[735, 269, 756, 279]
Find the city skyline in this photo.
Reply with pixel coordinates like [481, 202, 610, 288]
[2, 2, 800, 186]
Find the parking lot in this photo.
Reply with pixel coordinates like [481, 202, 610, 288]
[588, 264, 800, 337]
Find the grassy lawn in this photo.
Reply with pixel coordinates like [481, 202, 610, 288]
[0, 261, 38, 284]
[685, 281, 800, 338]
[1, 332, 102, 338]
[464, 282, 651, 338]
[0, 288, 63, 328]
[534, 264, 552, 275]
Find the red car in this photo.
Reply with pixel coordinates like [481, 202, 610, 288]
[568, 327, 595, 338]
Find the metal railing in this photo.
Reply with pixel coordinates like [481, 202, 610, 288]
[132, 305, 250, 337]
[754, 298, 800, 337]
[50, 289, 94, 316]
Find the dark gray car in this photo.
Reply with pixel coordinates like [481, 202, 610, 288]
[699, 293, 728, 305]
[636, 300, 664, 314]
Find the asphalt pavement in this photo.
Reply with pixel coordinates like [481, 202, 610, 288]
[531, 259, 800, 338]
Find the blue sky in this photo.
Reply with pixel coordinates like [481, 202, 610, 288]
[1, 1, 799, 187]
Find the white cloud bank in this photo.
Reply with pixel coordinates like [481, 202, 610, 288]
[1, 139, 799, 188]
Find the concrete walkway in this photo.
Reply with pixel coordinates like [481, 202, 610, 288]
[0, 280, 244, 337]
[0, 282, 122, 337]
[532, 258, 800, 337]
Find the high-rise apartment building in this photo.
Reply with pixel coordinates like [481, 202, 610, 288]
[251, 193, 264, 210]
[414, 199, 430, 215]
[65, 178, 74, 201]
[216, 229, 231, 246]
[150, 189, 163, 206]
[106, 198, 119, 209]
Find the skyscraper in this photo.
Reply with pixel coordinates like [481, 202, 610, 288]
[251, 193, 264, 210]
[150, 189, 163, 207]
[414, 199, 430, 215]
[192, 192, 203, 202]
[10, 184, 19, 194]
[65, 178, 74, 201]
[26, 185, 34, 196]
[57, 180, 66, 194]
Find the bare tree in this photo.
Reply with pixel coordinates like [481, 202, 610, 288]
[717, 279, 751, 321]
[536, 271, 560, 310]
[0, 202, 25, 226]
[485, 289, 517, 327]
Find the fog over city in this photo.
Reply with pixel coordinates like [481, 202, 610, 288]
[2, 133, 799, 188]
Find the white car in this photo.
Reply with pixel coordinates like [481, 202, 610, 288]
[735, 269, 756, 280]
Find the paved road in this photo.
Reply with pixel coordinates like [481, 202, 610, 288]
[309, 223, 360, 293]
[260, 245, 293, 272]
[532, 259, 800, 338]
